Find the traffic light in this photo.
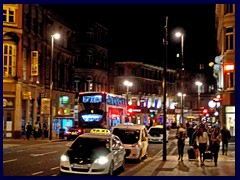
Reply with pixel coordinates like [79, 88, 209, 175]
[203, 109, 208, 114]
[150, 112, 155, 118]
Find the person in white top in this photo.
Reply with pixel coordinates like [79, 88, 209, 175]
[196, 124, 209, 166]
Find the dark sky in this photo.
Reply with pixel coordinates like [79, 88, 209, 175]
[45, 4, 217, 70]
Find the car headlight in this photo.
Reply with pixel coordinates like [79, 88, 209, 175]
[95, 156, 108, 165]
[60, 154, 69, 162]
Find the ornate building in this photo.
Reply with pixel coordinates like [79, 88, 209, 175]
[114, 61, 176, 126]
[3, 4, 76, 138]
[213, 4, 235, 136]
[73, 23, 114, 94]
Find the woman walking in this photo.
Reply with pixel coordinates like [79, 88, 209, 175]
[196, 124, 209, 166]
[211, 127, 222, 166]
[176, 123, 186, 161]
[191, 125, 199, 162]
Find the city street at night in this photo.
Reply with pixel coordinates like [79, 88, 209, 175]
[3, 129, 235, 176]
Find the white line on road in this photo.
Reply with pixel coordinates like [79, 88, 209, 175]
[3, 159, 18, 163]
[32, 171, 44, 175]
[51, 167, 59, 170]
[16, 150, 24, 152]
[52, 174, 58, 176]
[30, 151, 58, 157]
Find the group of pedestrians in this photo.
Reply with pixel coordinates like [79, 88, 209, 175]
[25, 121, 48, 140]
[175, 122, 231, 167]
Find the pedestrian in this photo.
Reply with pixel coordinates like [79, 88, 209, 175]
[191, 125, 199, 162]
[176, 123, 186, 161]
[211, 127, 222, 166]
[220, 124, 231, 155]
[196, 124, 210, 166]
[26, 122, 32, 140]
[33, 121, 40, 140]
[187, 123, 194, 145]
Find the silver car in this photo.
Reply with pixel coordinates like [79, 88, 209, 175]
[60, 129, 126, 175]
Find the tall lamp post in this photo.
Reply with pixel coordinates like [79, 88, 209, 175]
[195, 81, 202, 122]
[178, 92, 186, 124]
[123, 80, 133, 107]
[175, 31, 185, 124]
[195, 81, 203, 110]
[49, 33, 60, 141]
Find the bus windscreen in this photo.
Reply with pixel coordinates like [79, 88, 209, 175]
[81, 114, 103, 122]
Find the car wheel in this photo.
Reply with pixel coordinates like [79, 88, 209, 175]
[108, 161, 114, 176]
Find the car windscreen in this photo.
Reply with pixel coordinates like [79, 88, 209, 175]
[71, 137, 111, 153]
[149, 128, 164, 135]
[112, 128, 140, 144]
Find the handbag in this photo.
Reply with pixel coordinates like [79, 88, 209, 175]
[204, 151, 212, 160]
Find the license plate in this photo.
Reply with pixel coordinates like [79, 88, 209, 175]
[73, 164, 89, 169]
[71, 132, 77, 135]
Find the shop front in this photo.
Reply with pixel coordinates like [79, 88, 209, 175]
[3, 97, 15, 138]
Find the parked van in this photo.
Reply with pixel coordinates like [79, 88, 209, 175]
[111, 123, 148, 161]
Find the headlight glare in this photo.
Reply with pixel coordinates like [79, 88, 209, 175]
[96, 156, 108, 165]
[60, 154, 69, 162]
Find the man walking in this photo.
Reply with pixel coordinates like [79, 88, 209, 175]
[221, 124, 231, 155]
[26, 122, 32, 140]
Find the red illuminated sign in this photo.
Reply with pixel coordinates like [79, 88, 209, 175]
[224, 63, 234, 72]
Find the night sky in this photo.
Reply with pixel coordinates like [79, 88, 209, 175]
[44, 4, 217, 70]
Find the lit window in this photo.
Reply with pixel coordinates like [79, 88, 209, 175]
[224, 4, 233, 14]
[3, 44, 17, 77]
[225, 72, 234, 89]
[3, 7, 15, 23]
[225, 27, 234, 51]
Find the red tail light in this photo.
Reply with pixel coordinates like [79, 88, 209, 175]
[78, 128, 82, 134]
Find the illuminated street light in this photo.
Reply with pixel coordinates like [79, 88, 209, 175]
[49, 33, 60, 141]
[175, 31, 185, 124]
[123, 80, 133, 106]
[195, 81, 203, 110]
[177, 92, 186, 124]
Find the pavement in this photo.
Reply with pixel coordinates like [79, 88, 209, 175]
[3, 132, 236, 176]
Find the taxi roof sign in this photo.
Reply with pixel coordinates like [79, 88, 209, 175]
[90, 128, 110, 135]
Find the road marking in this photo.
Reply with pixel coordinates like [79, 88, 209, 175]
[52, 174, 58, 176]
[51, 167, 59, 170]
[30, 151, 58, 157]
[16, 150, 24, 152]
[32, 171, 44, 175]
[3, 159, 17, 163]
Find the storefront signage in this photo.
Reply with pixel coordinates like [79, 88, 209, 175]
[41, 98, 50, 115]
[31, 51, 39, 76]
[3, 98, 15, 108]
[22, 91, 31, 100]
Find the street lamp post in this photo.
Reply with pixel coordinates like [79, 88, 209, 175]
[195, 81, 203, 110]
[175, 32, 185, 124]
[178, 92, 186, 124]
[123, 80, 133, 107]
[49, 33, 60, 141]
[195, 81, 202, 122]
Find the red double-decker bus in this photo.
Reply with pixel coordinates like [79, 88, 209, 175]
[77, 91, 127, 133]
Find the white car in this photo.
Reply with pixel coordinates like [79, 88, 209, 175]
[112, 123, 148, 161]
[60, 128, 126, 176]
[148, 125, 169, 143]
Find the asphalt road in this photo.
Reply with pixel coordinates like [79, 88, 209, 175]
[3, 132, 175, 176]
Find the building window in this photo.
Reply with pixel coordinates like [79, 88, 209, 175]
[3, 44, 16, 77]
[23, 49, 27, 80]
[3, 6, 15, 23]
[87, 50, 93, 64]
[224, 4, 233, 14]
[225, 72, 234, 89]
[225, 27, 234, 51]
